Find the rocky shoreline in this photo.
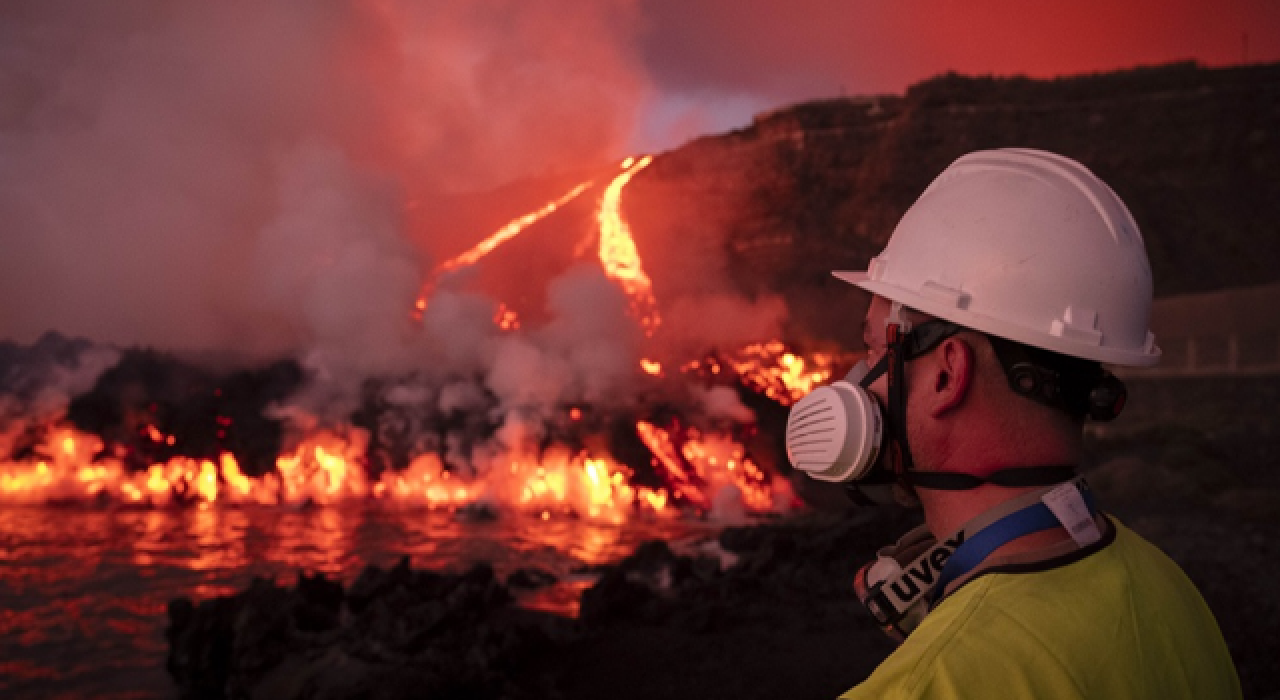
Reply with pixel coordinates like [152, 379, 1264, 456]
[167, 377, 1280, 699]
[167, 558, 570, 699]
[165, 507, 919, 700]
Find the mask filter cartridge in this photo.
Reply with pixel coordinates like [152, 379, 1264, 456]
[785, 361, 884, 482]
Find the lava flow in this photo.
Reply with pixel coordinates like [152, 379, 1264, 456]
[413, 179, 594, 319]
[0, 330, 839, 517]
[0, 150, 848, 523]
[0, 411, 791, 523]
[704, 341, 838, 405]
[598, 156, 660, 334]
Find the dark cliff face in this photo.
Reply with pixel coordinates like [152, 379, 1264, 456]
[627, 61, 1280, 348]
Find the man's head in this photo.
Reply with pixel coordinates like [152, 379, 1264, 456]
[858, 295, 1096, 478]
[786, 148, 1160, 519]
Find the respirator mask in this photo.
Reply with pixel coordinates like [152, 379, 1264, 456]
[784, 304, 962, 506]
[784, 304, 1114, 501]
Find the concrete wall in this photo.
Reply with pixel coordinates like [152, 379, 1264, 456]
[1123, 282, 1280, 377]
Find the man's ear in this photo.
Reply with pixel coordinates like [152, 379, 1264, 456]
[928, 336, 974, 417]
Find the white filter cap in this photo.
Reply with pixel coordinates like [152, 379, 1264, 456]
[785, 381, 883, 482]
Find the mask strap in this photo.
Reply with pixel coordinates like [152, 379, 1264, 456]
[851, 310, 966, 501]
[909, 465, 1078, 491]
[885, 304, 913, 478]
[886, 306, 965, 486]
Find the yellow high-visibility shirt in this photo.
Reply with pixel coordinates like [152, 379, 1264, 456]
[842, 519, 1240, 700]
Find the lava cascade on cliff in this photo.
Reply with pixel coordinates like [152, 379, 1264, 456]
[0, 155, 844, 522]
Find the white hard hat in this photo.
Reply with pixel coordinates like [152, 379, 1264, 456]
[835, 149, 1160, 367]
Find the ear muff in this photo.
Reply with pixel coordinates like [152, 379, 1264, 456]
[1008, 362, 1127, 422]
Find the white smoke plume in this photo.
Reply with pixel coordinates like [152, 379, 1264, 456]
[0, 335, 120, 459]
[0, 1, 798, 476]
[0, 0, 648, 367]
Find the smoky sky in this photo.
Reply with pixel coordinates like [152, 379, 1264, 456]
[1, 0, 1274, 362]
[631, 0, 1280, 146]
[639, 0, 1279, 97]
[0, 0, 648, 361]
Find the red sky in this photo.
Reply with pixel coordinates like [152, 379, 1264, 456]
[632, 0, 1280, 148]
[1, 0, 1276, 352]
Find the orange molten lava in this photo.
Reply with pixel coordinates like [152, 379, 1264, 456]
[688, 341, 839, 406]
[494, 302, 521, 331]
[635, 421, 789, 514]
[598, 156, 660, 334]
[413, 180, 593, 317]
[0, 153, 817, 525]
[3, 420, 765, 521]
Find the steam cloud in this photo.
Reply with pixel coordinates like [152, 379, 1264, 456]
[0, 0, 648, 364]
[0, 0, 796, 445]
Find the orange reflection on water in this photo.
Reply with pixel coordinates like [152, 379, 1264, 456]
[519, 518, 627, 568]
[0, 501, 732, 697]
[128, 509, 173, 570]
[183, 506, 251, 575]
[268, 507, 357, 576]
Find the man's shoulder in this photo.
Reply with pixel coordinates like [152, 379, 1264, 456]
[842, 519, 1241, 700]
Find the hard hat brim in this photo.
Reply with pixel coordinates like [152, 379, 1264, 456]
[832, 271, 868, 286]
[831, 270, 1161, 367]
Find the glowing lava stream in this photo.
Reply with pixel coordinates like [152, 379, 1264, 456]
[413, 180, 593, 316]
[0, 424, 683, 521]
[597, 155, 660, 334]
[722, 342, 837, 405]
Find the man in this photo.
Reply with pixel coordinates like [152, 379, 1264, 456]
[785, 149, 1240, 699]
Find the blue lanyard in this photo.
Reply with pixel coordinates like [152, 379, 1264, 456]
[929, 488, 1098, 604]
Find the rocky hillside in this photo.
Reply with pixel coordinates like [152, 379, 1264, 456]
[628, 61, 1280, 348]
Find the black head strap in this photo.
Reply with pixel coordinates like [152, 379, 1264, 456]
[886, 321, 912, 476]
[858, 320, 964, 387]
[908, 465, 1078, 491]
[874, 319, 964, 491]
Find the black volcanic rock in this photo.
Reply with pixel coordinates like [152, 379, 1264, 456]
[64, 349, 305, 476]
[506, 567, 558, 590]
[166, 562, 566, 700]
[162, 507, 920, 699]
[0, 331, 101, 398]
[578, 507, 921, 630]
